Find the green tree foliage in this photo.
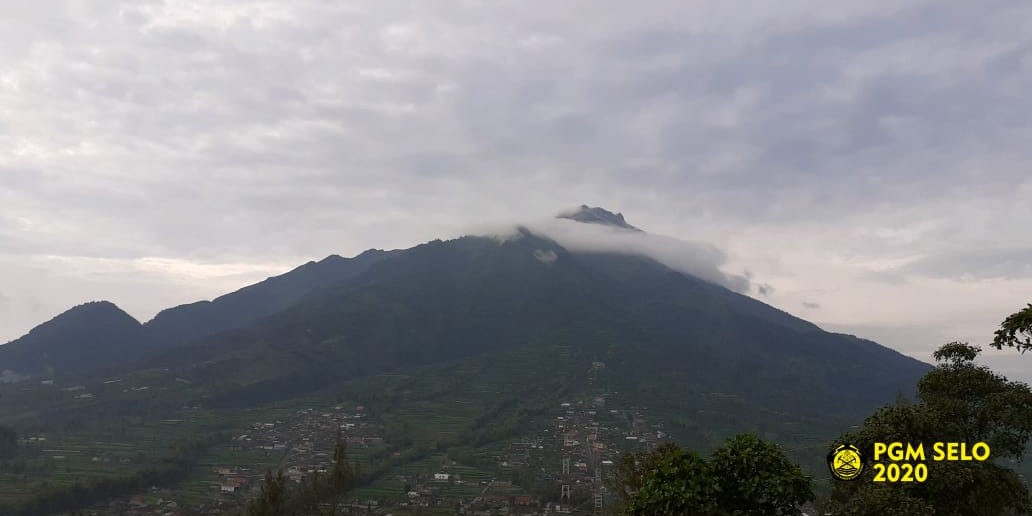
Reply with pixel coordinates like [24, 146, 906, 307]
[625, 447, 719, 516]
[321, 430, 354, 516]
[0, 426, 16, 461]
[921, 343, 1032, 459]
[613, 442, 681, 503]
[822, 341, 1032, 516]
[247, 470, 287, 516]
[709, 434, 815, 515]
[992, 303, 1032, 352]
[828, 483, 937, 516]
[331, 430, 354, 493]
[619, 435, 814, 516]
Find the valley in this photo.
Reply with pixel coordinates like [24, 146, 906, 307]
[2, 338, 861, 515]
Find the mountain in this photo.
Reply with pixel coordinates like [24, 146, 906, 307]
[0, 208, 936, 512]
[558, 205, 642, 231]
[0, 301, 143, 378]
[147, 225, 928, 427]
[0, 249, 399, 379]
[3, 208, 929, 417]
[1, 208, 930, 430]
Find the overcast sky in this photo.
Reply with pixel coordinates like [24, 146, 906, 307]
[2, 1, 1031, 379]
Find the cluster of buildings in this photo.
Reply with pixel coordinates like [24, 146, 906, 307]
[61, 388, 671, 515]
[219, 405, 385, 494]
[487, 393, 666, 515]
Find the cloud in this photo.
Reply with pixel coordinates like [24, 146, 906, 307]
[903, 248, 1032, 280]
[0, 252, 294, 344]
[0, 0, 1030, 378]
[802, 301, 821, 309]
[532, 249, 558, 264]
[499, 218, 752, 293]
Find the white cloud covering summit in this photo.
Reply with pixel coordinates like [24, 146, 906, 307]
[520, 216, 752, 294]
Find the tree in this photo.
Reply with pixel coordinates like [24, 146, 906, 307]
[619, 435, 813, 516]
[921, 343, 1032, 459]
[324, 429, 354, 516]
[0, 426, 17, 461]
[287, 430, 356, 516]
[823, 483, 937, 516]
[624, 446, 720, 516]
[247, 470, 288, 516]
[822, 341, 1032, 516]
[709, 434, 814, 515]
[612, 442, 681, 503]
[992, 303, 1032, 352]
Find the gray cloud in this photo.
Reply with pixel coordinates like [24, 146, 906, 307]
[802, 302, 821, 309]
[903, 248, 1032, 280]
[0, 0, 1031, 371]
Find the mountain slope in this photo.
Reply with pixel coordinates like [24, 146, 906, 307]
[153, 230, 929, 425]
[143, 248, 399, 352]
[0, 301, 143, 378]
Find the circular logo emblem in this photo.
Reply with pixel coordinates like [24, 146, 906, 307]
[828, 444, 865, 481]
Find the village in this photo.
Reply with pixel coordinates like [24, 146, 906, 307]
[55, 388, 666, 516]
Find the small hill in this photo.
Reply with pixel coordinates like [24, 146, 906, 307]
[0, 301, 143, 379]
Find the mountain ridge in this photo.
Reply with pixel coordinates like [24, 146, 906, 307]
[141, 248, 399, 351]
[0, 249, 400, 379]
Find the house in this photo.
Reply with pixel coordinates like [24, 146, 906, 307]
[434, 473, 450, 481]
[221, 477, 247, 493]
[514, 495, 536, 506]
